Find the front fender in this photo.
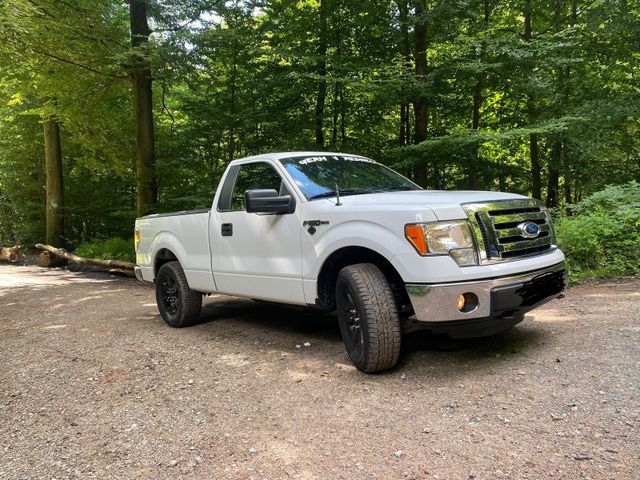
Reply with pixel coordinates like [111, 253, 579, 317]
[304, 219, 415, 280]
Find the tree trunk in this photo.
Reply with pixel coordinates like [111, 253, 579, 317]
[331, 9, 342, 147]
[332, 83, 339, 146]
[547, 141, 561, 207]
[413, 0, 428, 186]
[547, 0, 564, 208]
[563, 141, 572, 205]
[314, 0, 328, 146]
[524, 0, 541, 199]
[228, 35, 238, 162]
[469, 0, 490, 189]
[398, 0, 411, 146]
[44, 118, 64, 247]
[36, 243, 135, 271]
[563, 0, 578, 207]
[130, 0, 157, 217]
[339, 85, 346, 143]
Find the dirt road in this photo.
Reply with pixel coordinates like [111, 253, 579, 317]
[1, 264, 638, 479]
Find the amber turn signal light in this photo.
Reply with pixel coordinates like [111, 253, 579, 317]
[405, 224, 428, 255]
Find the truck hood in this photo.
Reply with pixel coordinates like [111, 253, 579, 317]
[316, 190, 529, 220]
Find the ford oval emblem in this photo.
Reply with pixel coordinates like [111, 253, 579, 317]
[519, 221, 540, 239]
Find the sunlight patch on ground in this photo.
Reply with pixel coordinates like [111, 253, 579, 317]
[583, 291, 640, 298]
[528, 309, 573, 323]
[217, 353, 253, 367]
[42, 324, 67, 330]
[71, 295, 104, 304]
[0, 265, 114, 291]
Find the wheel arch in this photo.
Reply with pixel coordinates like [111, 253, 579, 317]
[316, 246, 410, 312]
[154, 248, 179, 277]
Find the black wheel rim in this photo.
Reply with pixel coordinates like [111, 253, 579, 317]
[342, 289, 363, 356]
[160, 273, 180, 316]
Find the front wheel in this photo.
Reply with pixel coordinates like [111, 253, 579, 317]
[335, 263, 402, 373]
[155, 261, 202, 327]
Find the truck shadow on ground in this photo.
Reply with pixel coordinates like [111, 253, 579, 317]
[199, 297, 342, 339]
[198, 297, 549, 366]
[0, 272, 550, 375]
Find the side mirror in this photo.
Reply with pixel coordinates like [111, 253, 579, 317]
[245, 189, 295, 214]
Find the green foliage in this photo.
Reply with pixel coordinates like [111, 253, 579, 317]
[0, 0, 639, 286]
[74, 237, 135, 263]
[555, 182, 640, 282]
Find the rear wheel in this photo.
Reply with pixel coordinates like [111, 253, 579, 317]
[155, 261, 202, 327]
[335, 263, 402, 373]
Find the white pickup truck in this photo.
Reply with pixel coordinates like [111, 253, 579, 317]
[135, 152, 565, 372]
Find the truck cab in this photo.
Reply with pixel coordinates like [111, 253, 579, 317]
[135, 152, 565, 372]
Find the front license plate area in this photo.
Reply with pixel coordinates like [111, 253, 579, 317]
[491, 270, 566, 316]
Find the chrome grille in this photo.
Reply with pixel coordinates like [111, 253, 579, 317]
[463, 199, 556, 264]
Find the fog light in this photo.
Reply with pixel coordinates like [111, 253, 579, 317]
[456, 292, 479, 313]
[456, 294, 466, 311]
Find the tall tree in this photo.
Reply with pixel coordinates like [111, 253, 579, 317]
[468, 0, 491, 190]
[413, 0, 429, 186]
[524, 0, 542, 199]
[546, 0, 564, 208]
[130, 0, 157, 216]
[315, 0, 329, 146]
[397, 0, 412, 146]
[563, 0, 578, 206]
[43, 115, 64, 247]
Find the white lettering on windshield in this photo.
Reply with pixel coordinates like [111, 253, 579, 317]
[298, 155, 376, 165]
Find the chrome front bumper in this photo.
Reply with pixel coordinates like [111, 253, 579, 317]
[406, 262, 566, 322]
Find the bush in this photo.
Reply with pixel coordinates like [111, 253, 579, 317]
[555, 181, 640, 282]
[74, 237, 135, 263]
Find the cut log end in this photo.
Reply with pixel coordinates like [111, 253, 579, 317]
[0, 245, 22, 263]
[37, 251, 67, 268]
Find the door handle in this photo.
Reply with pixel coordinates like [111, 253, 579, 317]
[221, 223, 233, 236]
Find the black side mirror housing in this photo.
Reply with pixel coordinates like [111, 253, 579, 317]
[245, 189, 295, 214]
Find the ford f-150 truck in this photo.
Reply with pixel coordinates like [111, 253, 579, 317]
[134, 152, 566, 372]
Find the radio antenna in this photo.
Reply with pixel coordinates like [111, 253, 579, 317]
[335, 183, 342, 206]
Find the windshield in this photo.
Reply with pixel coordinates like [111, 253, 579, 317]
[279, 154, 421, 200]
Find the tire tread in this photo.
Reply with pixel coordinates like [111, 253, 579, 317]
[337, 263, 401, 372]
[156, 261, 202, 328]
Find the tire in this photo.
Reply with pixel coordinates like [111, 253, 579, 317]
[155, 261, 202, 328]
[335, 263, 402, 373]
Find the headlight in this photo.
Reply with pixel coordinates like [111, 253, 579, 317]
[405, 221, 478, 266]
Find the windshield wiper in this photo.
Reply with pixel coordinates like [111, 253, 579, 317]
[362, 185, 420, 194]
[386, 185, 420, 191]
[309, 188, 371, 200]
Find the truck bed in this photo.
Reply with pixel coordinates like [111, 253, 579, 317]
[135, 209, 215, 292]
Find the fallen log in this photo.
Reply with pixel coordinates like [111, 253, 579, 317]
[37, 250, 67, 268]
[35, 243, 135, 271]
[0, 245, 22, 263]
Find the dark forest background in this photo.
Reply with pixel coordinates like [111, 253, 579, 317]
[0, 0, 638, 280]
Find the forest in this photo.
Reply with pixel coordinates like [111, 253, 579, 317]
[0, 0, 638, 280]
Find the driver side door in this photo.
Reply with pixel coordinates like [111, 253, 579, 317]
[210, 161, 305, 304]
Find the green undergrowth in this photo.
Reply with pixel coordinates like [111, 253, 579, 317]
[74, 237, 135, 263]
[555, 181, 640, 283]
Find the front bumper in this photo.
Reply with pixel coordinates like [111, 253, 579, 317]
[406, 262, 566, 323]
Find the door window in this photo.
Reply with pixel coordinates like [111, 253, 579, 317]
[227, 162, 286, 211]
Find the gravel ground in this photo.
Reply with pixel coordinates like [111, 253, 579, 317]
[0, 263, 638, 480]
